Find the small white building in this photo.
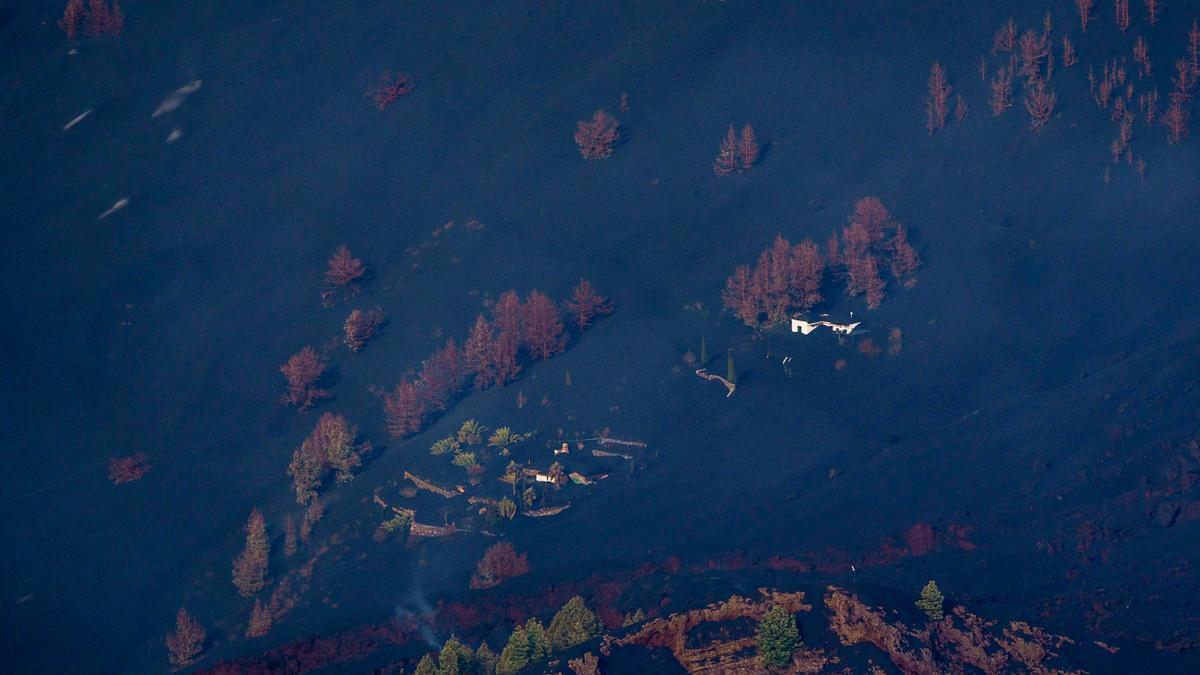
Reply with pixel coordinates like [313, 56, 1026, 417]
[791, 319, 861, 335]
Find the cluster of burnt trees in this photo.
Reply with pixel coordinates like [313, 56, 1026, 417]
[955, 8, 1199, 181]
[713, 125, 759, 175]
[279, 246, 377, 411]
[983, 13, 1060, 131]
[165, 607, 207, 667]
[470, 541, 530, 590]
[574, 110, 620, 159]
[383, 280, 611, 439]
[370, 72, 414, 111]
[722, 197, 918, 327]
[288, 413, 373, 504]
[58, 0, 124, 39]
[107, 453, 150, 484]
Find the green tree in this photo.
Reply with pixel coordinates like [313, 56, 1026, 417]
[700, 335, 709, 366]
[726, 349, 738, 384]
[547, 596, 602, 651]
[438, 636, 474, 675]
[916, 580, 944, 621]
[756, 606, 799, 669]
[476, 642, 498, 675]
[413, 653, 438, 675]
[622, 608, 646, 627]
[496, 625, 528, 674]
[524, 618, 548, 662]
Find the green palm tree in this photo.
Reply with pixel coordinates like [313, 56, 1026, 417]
[451, 451, 479, 471]
[458, 419, 487, 446]
[488, 427, 525, 456]
[430, 437, 460, 456]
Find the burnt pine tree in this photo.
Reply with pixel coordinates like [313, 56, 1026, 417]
[232, 509, 269, 596]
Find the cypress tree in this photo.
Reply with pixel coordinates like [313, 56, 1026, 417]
[547, 596, 602, 651]
[916, 580, 945, 621]
[757, 606, 800, 669]
[476, 642, 498, 675]
[413, 653, 438, 675]
[726, 349, 738, 384]
[700, 335, 708, 366]
[438, 637, 473, 674]
[524, 619, 548, 662]
[496, 625, 529, 674]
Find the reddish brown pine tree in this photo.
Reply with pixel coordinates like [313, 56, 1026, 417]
[85, 0, 123, 37]
[889, 223, 921, 287]
[1172, 58, 1196, 102]
[343, 307, 384, 352]
[1190, 20, 1200, 79]
[491, 330, 522, 386]
[758, 235, 793, 325]
[280, 346, 330, 410]
[59, 0, 84, 38]
[107, 453, 151, 484]
[1115, 0, 1131, 32]
[464, 315, 498, 388]
[86, 0, 107, 36]
[383, 380, 425, 438]
[1144, 0, 1159, 26]
[841, 222, 873, 267]
[103, 0, 124, 35]
[232, 509, 269, 597]
[574, 110, 619, 159]
[1024, 77, 1057, 130]
[165, 607, 206, 668]
[826, 231, 840, 270]
[300, 497, 323, 541]
[325, 245, 366, 293]
[1133, 37, 1151, 78]
[850, 196, 893, 243]
[1017, 30, 1049, 82]
[1163, 98, 1189, 143]
[1062, 36, 1079, 68]
[737, 125, 759, 169]
[926, 62, 951, 134]
[845, 251, 877, 298]
[284, 516, 298, 556]
[491, 290, 523, 338]
[1076, 0, 1094, 32]
[721, 265, 760, 328]
[522, 290, 566, 360]
[469, 542, 531, 589]
[787, 239, 825, 311]
[246, 600, 272, 638]
[417, 338, 464, 410]
[564, 279, 612, 329]
[990, 66, 1014, 115]
[861, 256, 886, 310]
[713, 126, 738, 176]
[370, 72, 414, 110]
[993, 18, 1017, 53]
